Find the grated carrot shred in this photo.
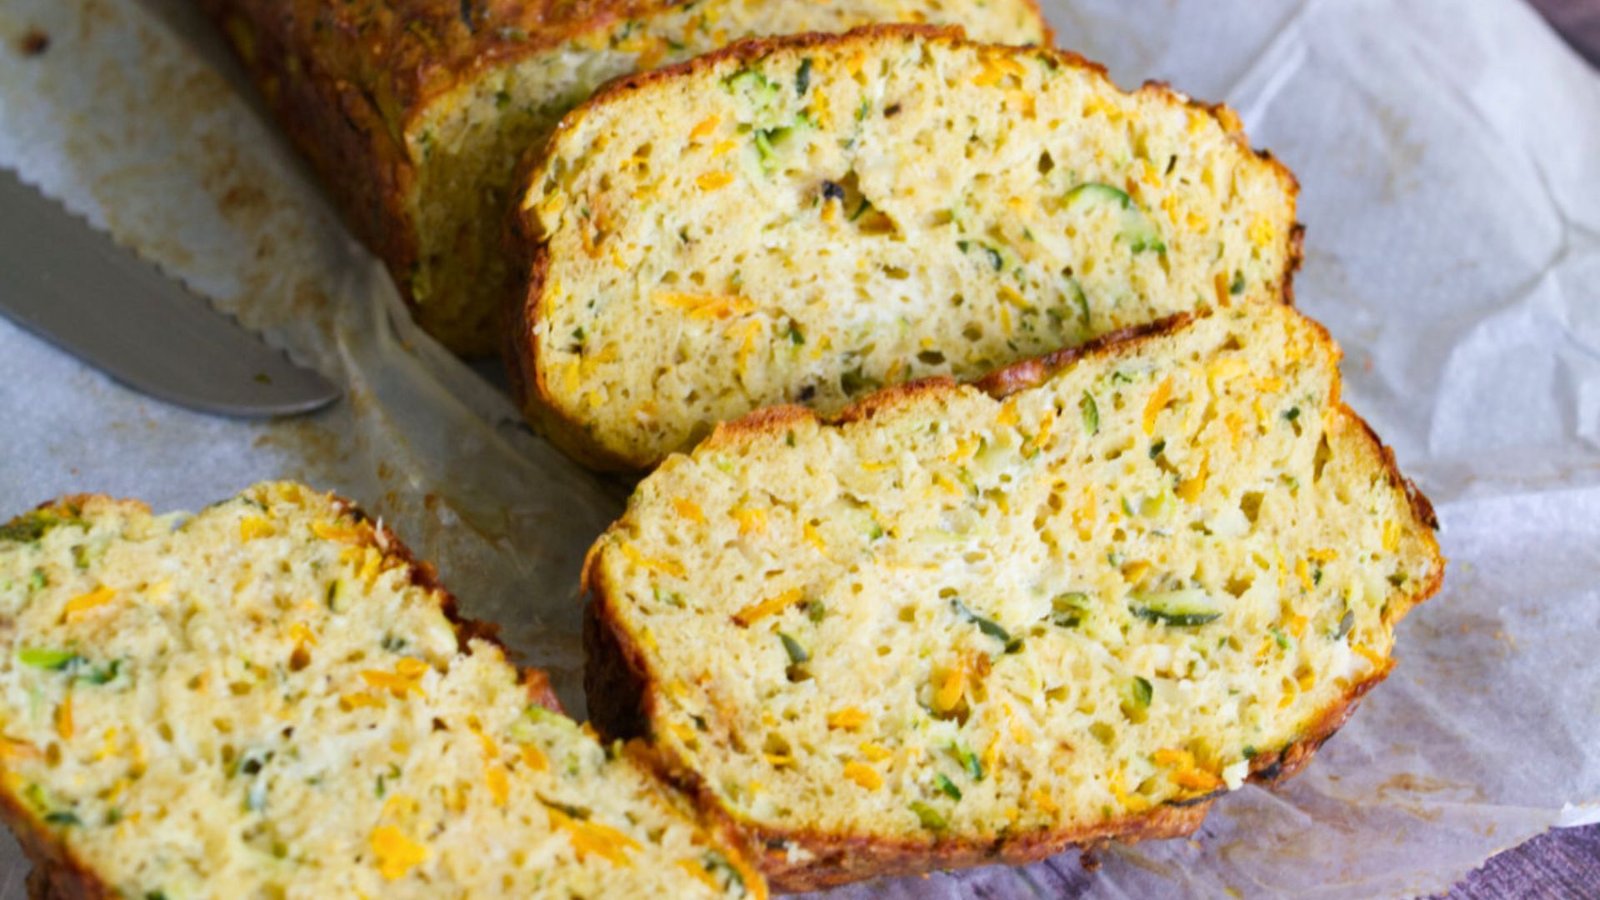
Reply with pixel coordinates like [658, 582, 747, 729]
[654, 290, 754, 320]
[827, 708, 869, 730]
[520, 744, 548, 772]
[678, 859, 723, 893]
[1143, 376, 1174, 435]
[64, 585, 116, 621]
[1353, 643, 1391, 672]
[859, 742, 892, 762]
[55, 692, 73, 740]
[689, 115, 719, 140]
[485, 762, 509, 806]
[802, 522, 827, 553]
[696, 171, 734, 191]
[619, 542, 685, 578]
[672, 498, 705, 523]
[731, 588, 803, 628]
[341, 691, 384, 711]
[932, 663, 965, 713]
[731, 505, 767, 536]
[370, 826, 429, 880]
[843, 761, 883, 790]
[548, 807, 641, 865]
[1031, 789, 1059, 814]
[1177, 454, 1209, 502]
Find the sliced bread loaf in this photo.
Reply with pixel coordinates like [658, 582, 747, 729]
[202, 1, 1048, 355]
[0, 483, 763, 898]
[582, 303, 1442, 890]
[513, 26, 1302, 469]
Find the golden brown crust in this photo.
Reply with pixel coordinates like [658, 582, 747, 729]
[1342, 409, 1442, 533]
[583, 595, 649, 738]
[507, 248, 649, 471]
[974, 314, 1198, 400]
[209, 0, 697, 125]
[749, 799, 1209, 892]
[0, 486, 569, 895]
[568, 24, 963, 116]
[581, 307, 1445, 890]
[511, 26, 1305, 468]
[327, 491, 569, 715]
[8, 799, 114, 900]
[198, 0, 419, 304]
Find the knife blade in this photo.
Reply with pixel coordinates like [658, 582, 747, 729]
[0, 167, 339, 417]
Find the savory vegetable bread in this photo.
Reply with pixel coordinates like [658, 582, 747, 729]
[199, 0, 1049, 356]
[512, 26, 1302, 470]
[0, 483, 764, 899]
[582, 303, 1443, 890]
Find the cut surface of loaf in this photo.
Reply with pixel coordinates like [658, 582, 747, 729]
[0, 483, 762, 899]
[200, 1, 1048, 355]
[583, 303, 1442, 889]
[514, 27, 1302, 469]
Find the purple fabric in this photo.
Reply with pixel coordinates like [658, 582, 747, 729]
[1528, 0, 1600, 62]
[1448, 825, 1600, 897]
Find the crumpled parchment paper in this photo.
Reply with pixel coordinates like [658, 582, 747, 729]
[0, 0, 1596, 895]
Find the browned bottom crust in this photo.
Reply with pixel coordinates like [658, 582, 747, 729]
[580, 310, 1445, 892]
[0, 489, 563, 897]
[582, 592, 1403, 892]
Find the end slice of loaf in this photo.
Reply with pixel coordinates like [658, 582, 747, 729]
[582, 303, 1442, 890]
[0, 483, 764, 899]
[513, 27, 1302, 468]
[202, 0, 1048, 356]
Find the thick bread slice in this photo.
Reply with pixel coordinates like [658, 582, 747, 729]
[200, 1, 1048, 356]
[582, 303, 1442, 890]
[513, 27, 1302, 469]
[0, 483, 764, 899]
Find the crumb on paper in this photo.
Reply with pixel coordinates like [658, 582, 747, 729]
[18, 27, 50, 56]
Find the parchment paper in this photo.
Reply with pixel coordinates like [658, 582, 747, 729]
[1, 0, 1596, 896]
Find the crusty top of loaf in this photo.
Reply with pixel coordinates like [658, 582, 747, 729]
[227, 0, 687, 124]
[0, 483, 761, 898]
[212, 0, 1049, 134]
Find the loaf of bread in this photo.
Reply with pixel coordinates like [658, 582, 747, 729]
[199, 1, 1048, 356]
[582, 302, 1442, 890]
[0, 483, 764, 898]
[512, 26, 1302, 470]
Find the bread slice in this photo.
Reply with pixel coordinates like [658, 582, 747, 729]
[0, 483, 764, 899]
[512, 26, 1302, 469]
[200, 1, 1048, 356]
[582, 302, 1443, 890]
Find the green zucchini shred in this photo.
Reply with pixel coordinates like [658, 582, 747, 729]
[909, 801, 948, 830]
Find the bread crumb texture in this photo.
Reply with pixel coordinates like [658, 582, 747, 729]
[393, 0, 1047, 354]
[523, 28, 1298, 466]
[588, 304, 1442, 874]
[0, 483, 761, 899]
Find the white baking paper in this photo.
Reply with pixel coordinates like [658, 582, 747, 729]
[0, 0, 1596, 896]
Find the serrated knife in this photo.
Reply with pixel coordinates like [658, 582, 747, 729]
[0, 167, 339, 417]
